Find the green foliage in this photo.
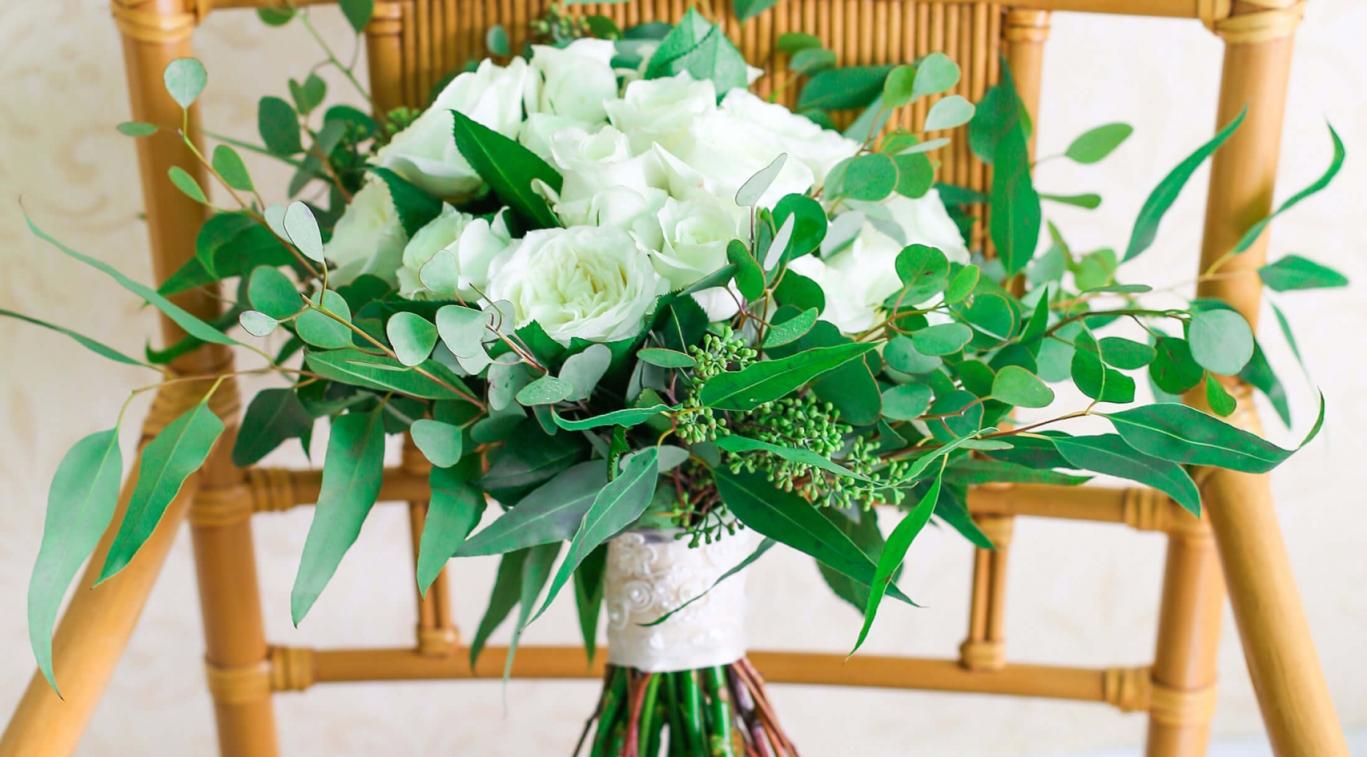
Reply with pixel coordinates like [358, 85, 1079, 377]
[924, 95, 975, 131]
[291, 410, 386, 625]
[212, 145, 254, 192]
[410, 419, 464, 467]
[645, 9, 748, 93]
[306, 349, 476, 400]
[1104, 399, 1323, 474]
[339, 0, 374, 33]
[1051, 434, 1200, 514]
[233, 389, 313, 466]
[532, 448, 661, 621]
[733, 0, 779, 21]
[386, 312, 438, 366]
[100, 402, 224, 582]
[1124, 109, 1245, 262]
[988, 103, 1040, 276]
[117, 121, 158, 137]
[1235, 124, 1344, 253]
[1258, 255, 1348, 292]
[0, 309, 153, 369]
[167, 166, 208, 204]
[852, 469, 940, 654]
[798, 66, 893, 111]
[1064, 123, 1133, 164]
[30, 429, 123, 692]
[452, 111, 563, 228]
[1187, 308, 1254, 376]
[699, 342, 877, 410]
[461, 462, 607, 556]
[296, 290, 353, 348]
[258, 96, 302, 155]
[163, 57, 206, 108]
[416, 464, 486, 595]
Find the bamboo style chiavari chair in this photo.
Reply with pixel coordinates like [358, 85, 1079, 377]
[0, 0, 1349, 755]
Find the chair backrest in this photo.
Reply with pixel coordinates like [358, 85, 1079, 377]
[364, 0, 1044, 251]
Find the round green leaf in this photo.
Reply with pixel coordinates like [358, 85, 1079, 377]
[163, 57, 206, 109]
[1149, 336, 1204, 394]
[296, 290, 353, 349]
[516, 375, 574, 406]
[991, 365, 1055, 408]
[258, 96, 302, 156]
[387, 312, 438, 367]
[486, 24, 511, 56]
[924, 95, 974, 132]
[894, 244, 949, 303]
[883, 65, 916, 107]
[790, 47, 836, 75]
[339, 0, 374, 33]
[884, 335, 942, 374]
[239, 310, 278, 337]
[881, 383, 932, 421]
[912, 52, 960, 100]
[257, 7, 296, 25]
[410, 419, 464, 468]
[911, 323, 972, 356]
[839, 154, 898, 202]
[1188, 309, 1254, 376]
[778, 32, 821, 54]
[944, 265, 980, 305]
[1098, 337, 1156, 370]
[247, 266, 302, 319]
[283, 201, 324, 261]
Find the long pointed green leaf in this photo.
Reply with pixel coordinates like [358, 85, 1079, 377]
[29, 429, 123, 693]
[699, 342, 877, 410]
[290, 410, 386, 624]
[1051, 433, 1201, 514]
[504, 542, 561, 681]
[551, 404, 672, 432]
[573, 546, 608, 663]
[24, 213, 237, 346]
[1234, 124, 1344, 253]
[416, 465, 487, 595]
[989, 117, 1040, 276]
[1, 309, 155, 369]
[714, 435, 879, 483]
[715, 467, 914, 605]
[469, 550, 527, 669]
[98, 402, 223, 582]
[531, 448, 660, 622]
[451, 111, 562, 229]
[852, 469, 940, 655]
[643, 538, 775, 627]
[305, 348, 475, 401]
[232, 388, 313, 467]
[458, 462, 607, 556]
[1103, 396, 1323, 474]
[1123, 109, 1245, 261]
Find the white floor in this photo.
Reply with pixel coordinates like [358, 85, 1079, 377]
[1061, 728, 1367, 756]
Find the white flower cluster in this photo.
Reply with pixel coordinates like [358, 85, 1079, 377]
[325, 39, 970, 344]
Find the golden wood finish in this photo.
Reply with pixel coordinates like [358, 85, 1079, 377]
[0, 1, 1347, 755]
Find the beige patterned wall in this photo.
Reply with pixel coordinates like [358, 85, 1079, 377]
[1, 1, 1364, 754]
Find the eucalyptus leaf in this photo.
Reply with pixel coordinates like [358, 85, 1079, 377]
[305, 349, 476, 401]
[1124, 109, 1245, 261]
[880, 383, 932, 421]
[410, 419, 463, 468]
[715, 435, 880, 484]
[29, 429, 123, 692]
[699, 342, 877, 410]
[238, 310, 277, 337]
[1104, 398, 1324, 474]
[911, 323, 972, 356]
[296, 290, 353, 348]
[559, 343, 612, 401]
[290, 410, 386, 625]
[339, 0, 374, 32]
[163, 57, 206, 108]
[516, 375, 574, 406]
[0, 308, 154, 369]
[990, 365, 1054, 408]
[116, 121, 158, 137]
[469, 550, 527, 667]
[232, 388, 313, 467]
[1064, 123, 1133, 164]
[283, 201, 324, 261]
[763, 307, 819, 349]
[1052, 433, 1200, 514]
[1258, 255, 1348, 292]
[852, 469, 939, 654]
[386, 312, 438, 367]
[416, 465, 486, 595]
[637, 348, 696, 369]
[552, 405, 672, 432]
[460, 462, 608, 556]
[735, 153, 787, 207]
[923, 95, 974, 131]
[99, 402, 224, 582]
[1187, 309, 1254, 376]
[212, 145, 254, 192]
[531, 448, 660, 621]
[258, 96, 302, 155]
[1234, 124, 1344, 253]
[167, 167, 207, 204]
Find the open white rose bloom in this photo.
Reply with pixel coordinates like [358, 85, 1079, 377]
[331, 37, 969, 343]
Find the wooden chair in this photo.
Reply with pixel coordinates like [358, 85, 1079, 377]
[0, 0, 1347, 755]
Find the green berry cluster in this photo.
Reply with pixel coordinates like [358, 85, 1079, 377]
[676, 327, 757, 446]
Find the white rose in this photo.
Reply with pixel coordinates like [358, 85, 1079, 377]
[487, 226, 666, 345]
[719, 89, 860, 184]
[527, 39, 619, 125]
[648, 197, 745, 290]
[373, 58, 535, 198]
[519, 112, 578, 163]
[556, 186, 667, 245]
[547, 123, 664, 205]
[324, 180, 408, 285]
[790, 190, 970, 333]
[655, 108, 816, 208]
[605, 72, 717, 155]
[397, 205, 514, 301]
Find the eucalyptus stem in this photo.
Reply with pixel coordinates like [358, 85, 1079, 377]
[703, 666, 735, 757]
[590, 668, 628, 757]
[300, 11, 372, 103]
[680, 671, 706, 754]
[639, 673, 663, 757]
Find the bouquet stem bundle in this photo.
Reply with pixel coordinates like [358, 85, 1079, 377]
[581, 660, 794, 757]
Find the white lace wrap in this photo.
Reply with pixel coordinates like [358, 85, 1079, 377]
[604, 529, 754, 673]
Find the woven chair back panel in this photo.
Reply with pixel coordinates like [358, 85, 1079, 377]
[368, 0, 1006, 206]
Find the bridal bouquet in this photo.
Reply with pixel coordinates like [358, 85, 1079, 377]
[14, 3, 1345, 754]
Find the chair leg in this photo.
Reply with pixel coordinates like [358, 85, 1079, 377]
[189, 436, 279, 757]
[1145, 516, 1223, 756]
[0, 438, 196, 756]
[1193, 20, 1349, 755]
